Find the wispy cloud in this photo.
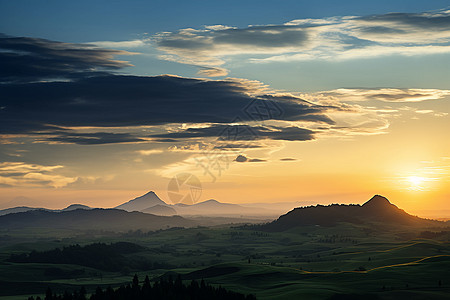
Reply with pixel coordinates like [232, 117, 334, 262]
[302, 88, 450, 102]
[93, 40, 146, 48]
[137, 149, 164, 156]
[0, 162, 77, 188]
[149, 9, 450, 76]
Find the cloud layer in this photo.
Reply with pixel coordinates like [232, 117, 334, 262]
[303, 88, 450, 103]
[0, 35, 334, 146]
[0, 162, 77, 188]
[151, 9, 450, 76]
[0, 35, 132, 83]
[0, 74, 332, 142]
[2, 33, 445, 149]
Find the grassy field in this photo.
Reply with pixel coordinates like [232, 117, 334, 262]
[0, 223, 449, 299]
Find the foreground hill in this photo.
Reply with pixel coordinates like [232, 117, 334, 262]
[264, 195, 440, 231]
[0, 208, 197, 231]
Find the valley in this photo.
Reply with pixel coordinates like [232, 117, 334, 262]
[0, 195, 448, 299]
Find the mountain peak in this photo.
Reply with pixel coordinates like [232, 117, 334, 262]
[143, 191, 156, 196]
[264, 194, 433, 230]
[362, 195, 393, 208]
[115, 191, 166, 212]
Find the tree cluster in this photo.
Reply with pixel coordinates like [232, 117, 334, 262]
[27, 274, 257, 300]
[9, 242, 150, 271]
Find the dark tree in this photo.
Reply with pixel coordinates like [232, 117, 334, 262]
[34, 274, 257, 300]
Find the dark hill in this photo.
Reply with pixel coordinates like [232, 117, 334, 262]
[263, 195, 438, 231]
[61, 204, 91, 211]
[0, 208, 197, 231]
[0, 206, 44, 216]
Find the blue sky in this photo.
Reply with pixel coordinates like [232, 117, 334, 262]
[2, 1, 449, 42]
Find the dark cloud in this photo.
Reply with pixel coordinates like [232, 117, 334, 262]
[234, 155, 266, 163]
[0, 75, 331, 138]
[43, 132, 146, 145]
[360, 11, 450, 30]
[150, 124, 315, 142]
[158, 37, 212, 50]
[213, 143, 262, 150]
[0, 35, 131, 83]
[358, 26, 406, 35]
[214, 25, 309, 48]
[280, 158, 297, 161]
[235, 155, 248, 162]
[157, 24, 310, 51]
[0, 172, 26, 177]
[0, 34, 332, 145]
[248, 158, 266, 162]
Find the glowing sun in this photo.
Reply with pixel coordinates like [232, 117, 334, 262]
[408, 176, 426, 186]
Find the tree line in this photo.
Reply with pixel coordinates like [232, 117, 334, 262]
[27, 274, 257, 300]
[8, 242, 171, 272]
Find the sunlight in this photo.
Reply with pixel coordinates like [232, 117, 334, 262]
[404, 175, 436, 191]
[408, 176, 425, 186]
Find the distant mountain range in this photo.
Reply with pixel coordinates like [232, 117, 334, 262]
[0, 191, 278, 231]
[112, 191, 277, 218]
[0, 203, 92, 216]
[0, 193, 445, 233]
[0, 191, 292, 218]
[0, 208, 196, 231]
[263, 195, 441, 231]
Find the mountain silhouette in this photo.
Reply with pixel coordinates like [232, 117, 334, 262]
[0, 208, 196, 231]
[142, 204, 177, 216]
[115, 191, 167, 212]
[0, 204, 90, 216]
[62, 204, 92, 211]
[362, 194, 393, 209]
[264, 195, 438, 231]
[0, 206, 46, 216]
[173, 199, 274, 217]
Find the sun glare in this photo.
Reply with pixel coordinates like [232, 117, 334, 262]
[408, 176, 425, 186]
[404, 175, 437, 191]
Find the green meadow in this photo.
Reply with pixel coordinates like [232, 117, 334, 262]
[1, 223, 449, 300]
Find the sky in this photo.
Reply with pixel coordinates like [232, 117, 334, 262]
[0, 0, 449, 217]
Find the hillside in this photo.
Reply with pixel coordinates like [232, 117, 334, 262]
[0, 206, 44, 216]
[0, 208, 197, 231]
[264, 195, 439, 231]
